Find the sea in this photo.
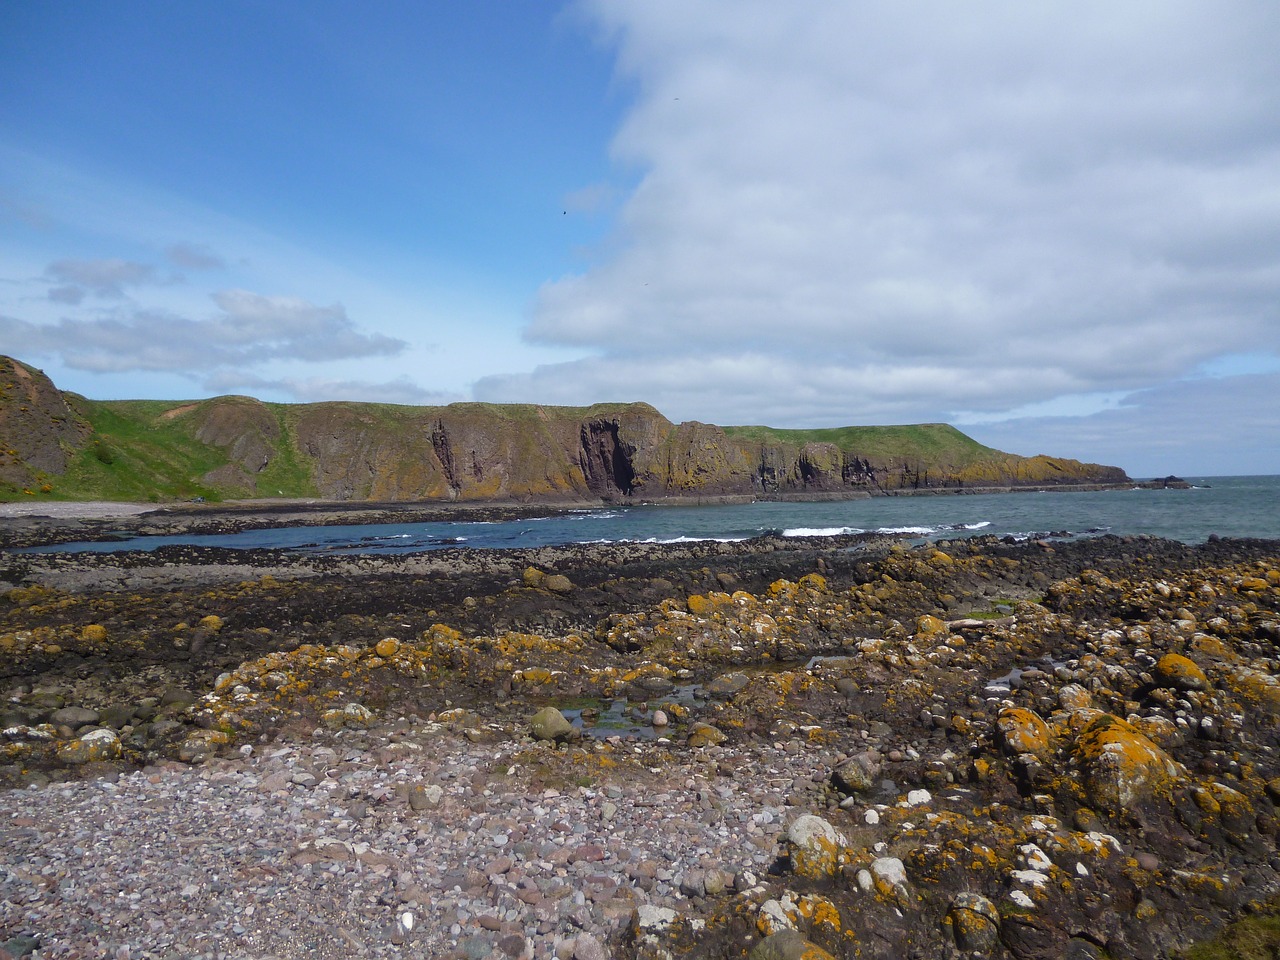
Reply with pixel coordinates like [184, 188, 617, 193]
[15, 475, 1278, 556]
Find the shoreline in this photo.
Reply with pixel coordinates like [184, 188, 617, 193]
[0, 478, 1174, 519]
[0, 531, 1277, 958]
[0, 479, 1179, 552]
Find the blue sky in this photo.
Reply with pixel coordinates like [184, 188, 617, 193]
[3, 1, 1279, 478]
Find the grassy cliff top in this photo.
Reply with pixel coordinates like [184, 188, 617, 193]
[722, 422, 1004, 465]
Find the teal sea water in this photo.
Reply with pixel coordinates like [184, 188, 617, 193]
[17, 476, 1278, 555]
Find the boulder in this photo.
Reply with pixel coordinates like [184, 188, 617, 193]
[56, 728, 121, 765]
[749, 930, 835, 960]
[996, 707, 1054, 761]
[544, 574, 574, 594]
[831, 751, 881, 796]
[786, 815, 851, 879]
[1073, 714, 1184, 813]
[49, 706, 100, 729]
[1152, 653, 1209, 692]
[947, 892, 1000, 952]
[687, 722, 727, 748]
[529, 706, 575, 743]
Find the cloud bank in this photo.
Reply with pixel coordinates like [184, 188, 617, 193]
[4, 266, 404, 376]
[480, 1, 1280, 438]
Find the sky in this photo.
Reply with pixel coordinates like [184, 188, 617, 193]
[2, 1, 1278, 479]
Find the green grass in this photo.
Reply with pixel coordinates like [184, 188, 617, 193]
[43, 398, 231, 502]
[721, 422, 1005, 465]
[1175, 898, 1280, 960]
[251, 404, 319, 498]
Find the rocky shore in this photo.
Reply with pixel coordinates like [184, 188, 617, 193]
[1, 506, 1279, 959]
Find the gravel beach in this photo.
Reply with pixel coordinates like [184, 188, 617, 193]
[3, 510, 1280, 959]
[1, 724, 815, 960]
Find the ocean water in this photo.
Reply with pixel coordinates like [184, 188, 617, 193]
[16, 475, 1278, 556]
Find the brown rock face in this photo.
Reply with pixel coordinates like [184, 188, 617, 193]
[0, 354, 1133, 503]
[0, 357, 91, 487]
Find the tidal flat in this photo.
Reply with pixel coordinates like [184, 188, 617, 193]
[1, 506, 1279, 959]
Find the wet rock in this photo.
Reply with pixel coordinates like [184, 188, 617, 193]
[705, 672, 750, 698]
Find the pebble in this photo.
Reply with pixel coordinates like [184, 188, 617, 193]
[0, 728, 808, 959]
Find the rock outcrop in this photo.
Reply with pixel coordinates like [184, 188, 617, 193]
[0, 355, 1131, 503]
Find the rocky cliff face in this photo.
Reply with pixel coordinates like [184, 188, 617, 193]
[0, 357, 92, 491]
[0, 356, 1131, 502]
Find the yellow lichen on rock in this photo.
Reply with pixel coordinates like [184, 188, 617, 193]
[79, 624, 108, 643]
[915, 614, 948, 640]
[996, 707, 1054, 760]
[787, 814, 853, 880]
[1073, 714, 1184, 813]
[1152, 653, 1209, 691]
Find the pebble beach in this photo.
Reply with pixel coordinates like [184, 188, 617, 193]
[3, 503, 1280, 959]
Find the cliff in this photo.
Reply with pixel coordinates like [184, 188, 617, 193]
[0, 356, 1131, 503]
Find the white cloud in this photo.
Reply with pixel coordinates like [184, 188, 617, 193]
[202, 370, 457, 406]
[0, 288, 404, 373]
[967, 371, 1280, 477]
[44, 257, 157, 301]
[166, 243, 226, 271]
[492, 1, 1280, 428]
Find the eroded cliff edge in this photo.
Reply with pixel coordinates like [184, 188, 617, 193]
[0, 355, 1131, 503]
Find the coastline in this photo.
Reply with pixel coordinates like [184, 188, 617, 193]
[0, 528, 1278, 958]
[0, 479, 1170, 550]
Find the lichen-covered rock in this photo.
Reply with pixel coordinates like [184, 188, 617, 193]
[177, 728, 231, 763]
[322, 702, 374, 730]
[996, 707, 1054, 761]
[915, 614, 948, 640]
[749, 929, 835, 960]
[373, 637, 400, 658]
[946, 892, 1000, 952]
[831, 751, 880, 796]
[1152, 653, 1209, 691]
[687, 722, 726, 748]
[56, 728, 120, 765]
[787, 815, 852, 880]
[1073, 714, 1184, 813]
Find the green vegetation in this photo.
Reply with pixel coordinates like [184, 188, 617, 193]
[0, 352, 1124, 504]
[1174, 897, 1280, 960]
[253, 405, 319, 499]
[49, 398, 230, 502]
[721, 422, 1003, 466]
